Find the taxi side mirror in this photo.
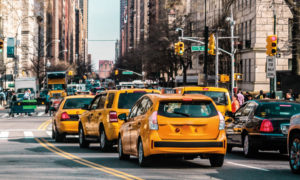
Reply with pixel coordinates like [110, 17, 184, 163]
[118, 113, 127, 122]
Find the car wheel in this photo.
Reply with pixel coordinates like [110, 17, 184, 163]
[100, 129, 111, 151]
[243, 134, 257, 158]
[138, 140, 148, 167]
[209, 154, 224, 167]
[55, 128, 65, 142]
[289, 134, 300, 174]
[79, 125, 89, 148]
[118, 137, 130, 160]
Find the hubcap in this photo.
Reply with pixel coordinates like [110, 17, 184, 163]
[290, 138, 300, 170]
[244, 136, 249, 155]
[138, 142, 143, 164]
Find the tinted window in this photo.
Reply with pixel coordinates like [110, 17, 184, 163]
[118, 92, 147, 109]
[107, 93, 115, 108]
[185, 91, 228, 105]
[98, 95, 107, 109]
[158, 101, 218, 118]
[63, 98, 93, 109]
[89, 96, 101, 110]
[255, 103, 300, 118]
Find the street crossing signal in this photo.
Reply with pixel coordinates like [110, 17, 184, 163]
[208, 34, 215, 55]
[174, 42, 179, 55]
[0, 39, 3, 51]
[266, 35, 277, 56]
[178, 42, 184, 55]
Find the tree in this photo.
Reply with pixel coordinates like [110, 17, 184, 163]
[284, 0, 300, 75]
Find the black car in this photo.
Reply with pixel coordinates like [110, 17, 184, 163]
[226, 100, 300, 157]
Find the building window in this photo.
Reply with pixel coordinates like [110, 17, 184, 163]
[288, 59, 292, 71]
[288, 18, 293, 41]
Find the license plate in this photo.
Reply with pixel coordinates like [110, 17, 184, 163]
[281, 124, 290, 134]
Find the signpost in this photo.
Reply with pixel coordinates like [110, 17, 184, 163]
[191, 46, 206, 52]
[266, 56, 276, 78]
[122, 71, 133, 75]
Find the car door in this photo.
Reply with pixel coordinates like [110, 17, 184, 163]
[85, 95, 101, 135]
[122, 100, 140, 154]
[130, 97, 153, 154]
[91, 94, 107, 136]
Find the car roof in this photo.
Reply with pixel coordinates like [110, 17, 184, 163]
[146, 93, 214, 102]
[64, 95, 94, 99]
[104, 88, 160, 94]
[175, 86, 229, 92]
[249, 99, 300, 104]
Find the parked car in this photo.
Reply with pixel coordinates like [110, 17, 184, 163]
[78, 89, 160, 151]
[288, 113, 300, 174]
[226, 100, 300, 157]
[118, 94, 227, 167]
[52, 95, 94, 142]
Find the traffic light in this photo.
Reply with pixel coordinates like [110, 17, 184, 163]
[266, 35, 277, 56]
[219, 74, 230, 83]
[178, 41, 184, 56]
[174, 42, 179, 55]
[234, 73, 243, 81]
[208, 34, 215, 55]
[115, 69, 119, 75]
[0, 39, 3, 52]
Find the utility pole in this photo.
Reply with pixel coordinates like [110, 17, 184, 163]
[204, 0, 208, 86]
[215, 32, 219, 87]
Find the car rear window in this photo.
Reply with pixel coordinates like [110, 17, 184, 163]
[184, 91, 228, 105]
[158, 100, 218, 118]
[118, 92, 147, 109]
[63, 98, 93, 109]
[255, 103, 300, 118]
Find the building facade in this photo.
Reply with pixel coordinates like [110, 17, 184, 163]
[98, 60, 114, 79]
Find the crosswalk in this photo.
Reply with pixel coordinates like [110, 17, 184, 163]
[0, 129, 52, 141]
[0, 112, 50, 119]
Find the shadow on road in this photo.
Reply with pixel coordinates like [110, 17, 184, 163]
[227, 148, 289, 161]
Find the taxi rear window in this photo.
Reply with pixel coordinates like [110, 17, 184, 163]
[118, 92, 147, 109]
[63, 98, 93, 109]
[158, 101, 218, 118]
[184, 91, 228, 105]
[255, 103, 300, 118]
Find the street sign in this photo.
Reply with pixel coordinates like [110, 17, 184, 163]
[191, 46, 205, 52]
[266, 56, 276, 78]
[7, 37, 14, 58]
[122, 71, 133, 75]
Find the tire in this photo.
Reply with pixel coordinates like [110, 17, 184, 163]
[209, 154, 225, 167]
[51, 125, 55, 139]
[100, 128, 111, 151]
[289, 134, 300, 174]
[138, 140, 148, 167]
[118, 137, 130, 160]
[79, 125, 89, 148]
[243, 135, 257, 158]
[54, 127, 65, 142]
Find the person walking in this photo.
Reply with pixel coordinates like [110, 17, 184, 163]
[237, 89, 244, 106]
[256, 90, 266, 99]
[231, 94, 240, 113]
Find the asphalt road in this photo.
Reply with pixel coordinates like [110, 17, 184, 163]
[0, 114, 299, 180]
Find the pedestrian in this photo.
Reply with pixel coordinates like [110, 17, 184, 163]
[23, 89, 30, 100]
[285, 89, 296, 101]
[231, 94, 240, 113]
[237, 88, 244, 105]
[45, 92, 50, 114]
[244, 91, 253, 101]
[256, 90, 266, 99]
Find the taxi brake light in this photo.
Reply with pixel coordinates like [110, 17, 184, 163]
[61, 112, 70, 120]
[203, 88, 209, 91]
[109, 111, 118, 122]
[260, 119, 274, 132]
[149, 111, 158, 130]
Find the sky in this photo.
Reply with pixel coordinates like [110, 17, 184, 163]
[88, 0, 120, 71]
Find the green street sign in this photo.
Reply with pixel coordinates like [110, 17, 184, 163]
[191, 46, 205, 52]
[122, 71, 133, 75]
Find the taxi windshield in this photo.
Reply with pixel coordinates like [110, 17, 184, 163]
[63, 98, 93, 109]
[158, 101, 218, 118]
[184, 91, 228, 105]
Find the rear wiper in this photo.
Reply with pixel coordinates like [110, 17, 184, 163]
[173, 111, 190, 117]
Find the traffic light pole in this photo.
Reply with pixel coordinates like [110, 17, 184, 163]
[215, 32, 219, 87]
[270, 0, 277, 97]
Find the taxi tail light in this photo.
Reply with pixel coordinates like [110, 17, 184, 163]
[149, 111, 158, 130]
[260, 119, 274, 132]
[218, 111, 225, 130]
[109, 111, 118, 122]
[61, 112, 70, 120]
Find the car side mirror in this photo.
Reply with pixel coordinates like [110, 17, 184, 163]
[82, 104, 90, 110]
[118, 113, 127, 122]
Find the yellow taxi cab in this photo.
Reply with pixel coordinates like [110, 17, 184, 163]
[118, 94, 227, 167]
[52, 95, 94, 142]
[174, 86, 232, 116]
[78, 89, 160, 151]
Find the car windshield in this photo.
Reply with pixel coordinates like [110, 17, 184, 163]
[63, 98, 93, 109]
[118, 92, 147, 109]
[184, 91, 227, 105]
[17, 94, 24, 98]
[17, 88, 34, 94]
[49, 84, 64, 90]
[255, 102, 300, 118]
[158, 100, 218, 118]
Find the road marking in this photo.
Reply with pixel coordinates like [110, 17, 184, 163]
[227, 161, 270, 172]
[37, 112, 44, 116]
[35, 138, 143, 180]
[24, 131, 34, 138]
[46, 131, 52, 137]
[1, 114, 9, 118]
[0, 131, 9, 139]
[38, 119, 51, 130]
